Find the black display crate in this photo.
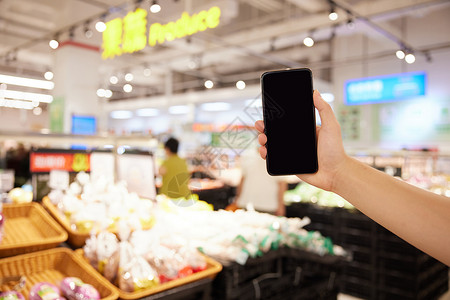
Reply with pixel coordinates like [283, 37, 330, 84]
[194, 185, 232, 210]
[286, 202, 449, 300]
[212, 248, 345, 300]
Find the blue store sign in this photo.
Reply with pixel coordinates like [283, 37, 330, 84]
[345, 71, 426, 105]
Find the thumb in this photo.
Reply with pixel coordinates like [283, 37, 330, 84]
[313, 90, 337, 128]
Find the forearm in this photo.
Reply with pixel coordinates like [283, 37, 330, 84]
[332, 156, 450, 266]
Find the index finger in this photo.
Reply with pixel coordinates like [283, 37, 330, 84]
[255, 120, 264, 133]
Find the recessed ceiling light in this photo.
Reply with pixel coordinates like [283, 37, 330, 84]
[123, 84, 133, 93]
[110, 110, 133, 119]
[169, 105, 190, 114]
[0, 74, 54, 90]
[236, 80, 246, 90]
[136, 108, 159, 117]
[200, 102, 231, 112]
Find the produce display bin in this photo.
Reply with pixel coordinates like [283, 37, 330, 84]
[212, 248, 345, 300]
[0, 248, 118, 300]
[212, 249, 284, 300]
[42, 196, 89, 248]
[76, 249, 222, 300]
[286, 202, 449, 300]
[0, 202, 68, 257]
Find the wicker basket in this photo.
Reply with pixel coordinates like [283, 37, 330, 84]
[0, 248, 118, 300]
[0, 202, 68, 257]
[42, 196, 89, 248]
[76, 249, 222, 300]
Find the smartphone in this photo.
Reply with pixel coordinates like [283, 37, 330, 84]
[261, 68, 318, 175]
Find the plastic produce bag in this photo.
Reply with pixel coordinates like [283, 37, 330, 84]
[118, 242, 159, 292]
[84, 231, 119, 282]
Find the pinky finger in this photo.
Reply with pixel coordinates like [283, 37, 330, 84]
[259, 146, 267, 160]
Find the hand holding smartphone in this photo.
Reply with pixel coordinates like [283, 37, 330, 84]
[261, 68, 318, 175]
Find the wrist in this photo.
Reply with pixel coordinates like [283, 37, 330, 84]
[330, 154, 355, 194]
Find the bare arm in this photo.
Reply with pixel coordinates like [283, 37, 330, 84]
[255, 90, 450, 266]
[333, 157, 450, 265]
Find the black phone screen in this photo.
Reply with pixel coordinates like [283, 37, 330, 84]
[261, 68, 318, 175]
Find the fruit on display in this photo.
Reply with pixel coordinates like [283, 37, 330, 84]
[48, 172, 154, 234]
[157, 194, 213, 213]
[0, 291, 25, 300]
[7, 187, 33, 204]
[29, 283, 64, 300]
[148, 208, 347, 265]
[60, 277, 100, 300]
[83, 228, 207, 291]
[284, 182, 353, 209]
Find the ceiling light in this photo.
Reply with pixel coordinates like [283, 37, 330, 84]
[49, 39, 59, 49]
[105, 90, 113, 98]
[0, 99, 34, 110]
[396, 50, 406, 60]
[169, 105, 190, 114]
[150, 0, 161, 13]
[44, 71, 54, 80]
[110, 110, 133, 119]
[109, 75, 118, 84]
[0, 74, 54, 90]
[33, 107, 42, 116]
[143, 68, 151, 77]
[125, 73, 134, 82]
[123, 83, 133, 93]
[136, 108, 159, 117]
[236, 80, 246, 90]
[96, 88, 106, 97]
[328, 11, 338, 21]
[303, 36, 314, 47]
[200, 102, 231, 112]
[95, 20, 106, 33]
[0, 89, 53, 103]
[405, 53, 416, 64]
[204, 80, 214, 89]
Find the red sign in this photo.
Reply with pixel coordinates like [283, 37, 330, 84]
[30, 152, 90, 173]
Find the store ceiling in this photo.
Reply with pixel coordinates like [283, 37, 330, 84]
[0, 0, 448, 102]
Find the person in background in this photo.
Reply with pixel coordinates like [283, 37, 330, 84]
[233, 148, 287, 216]
[255, 90, 450, 266]
[159, 137, 191, 199]
[6, 143, 30, 187]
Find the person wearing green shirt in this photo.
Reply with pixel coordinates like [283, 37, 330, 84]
[159, 137, 191, 198]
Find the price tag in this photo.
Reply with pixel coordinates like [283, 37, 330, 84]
[48, 170, 70, 190]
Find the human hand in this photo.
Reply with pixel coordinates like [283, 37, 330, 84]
[255, 90, 350, 192]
